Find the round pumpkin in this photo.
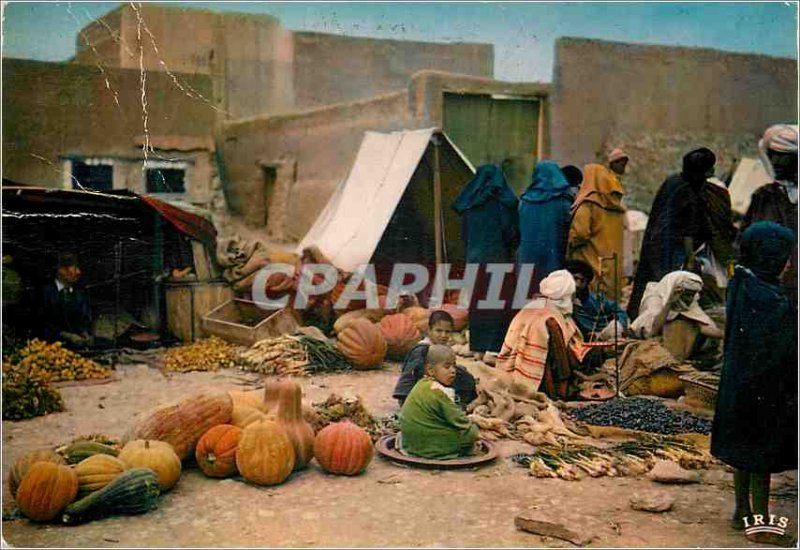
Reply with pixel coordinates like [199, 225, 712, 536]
[236, 420, 295, 486]
[275, 382, 315, 470]
[231, 404, 269, 428]
[336, 318, 387, 370]
[74, 454, 128, 496]
[8, 449, 66, 498]
[437, 304, 469, 331]
[16, 462, 78, 522]
[313, 421, 373, 476]
[379, 313, 421, 359]
[118, 440, 181, 491]
[402, 306, 431, 334]
[195, 424, 241, 478]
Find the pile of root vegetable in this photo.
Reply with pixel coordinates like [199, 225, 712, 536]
[239, 335, 352, 376]
[7, 381, 377, 527]
[511, 435, 714, 480]
[3, 340, 111, 420]
[162, 337, 239, 373]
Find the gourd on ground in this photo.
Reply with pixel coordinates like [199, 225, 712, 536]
[336, 318, 387, 370]
[236, 419, 295, 486]
[15, 462, 79, 522]
[8, 449, 66, 498]
[62, 468, 160, 525]
[74, 454, 128, 496]
[314, 421, 374, 476]
[275, 381, 315, 470]
[118, 440, 181, 491]
[195, 424, 241, 478]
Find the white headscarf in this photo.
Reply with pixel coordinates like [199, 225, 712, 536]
[538, 269, 576, 316]
[758, 123, 799, 204]
[630, 271, 716, 338]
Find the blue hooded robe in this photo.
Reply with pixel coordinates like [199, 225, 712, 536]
[518, 161, 573, 294]
[452, 165, 519, 352]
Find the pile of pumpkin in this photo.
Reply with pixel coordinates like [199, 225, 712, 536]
[6, 381, 375, 526]
[333, 302, 469, 370]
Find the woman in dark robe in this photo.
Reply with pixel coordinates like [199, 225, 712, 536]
[628, 148, 735, 318]
[518, 161, 573, 295]
[710, 221, 797, 541]
[452, 165, 519, 357]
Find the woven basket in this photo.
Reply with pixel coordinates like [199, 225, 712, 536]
[679, 373, 719, 411]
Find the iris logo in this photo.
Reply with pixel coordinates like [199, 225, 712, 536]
[742, 514, 790, 536]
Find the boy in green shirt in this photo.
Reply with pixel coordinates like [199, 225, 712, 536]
[398, 345, 479, 459]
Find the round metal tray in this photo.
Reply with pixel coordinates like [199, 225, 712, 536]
[375, 435, 499, 470]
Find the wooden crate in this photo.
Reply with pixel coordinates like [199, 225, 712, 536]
[165, 282, 234, 342]
[201, 298, 300, 347]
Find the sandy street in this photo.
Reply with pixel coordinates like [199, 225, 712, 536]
[2, 362, 796, 548]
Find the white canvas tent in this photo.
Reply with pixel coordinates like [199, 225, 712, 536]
[297, 128, 475, 274]
[728, 157, 771, 215]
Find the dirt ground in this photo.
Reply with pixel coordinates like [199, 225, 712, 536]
[2, 361, 797, 548]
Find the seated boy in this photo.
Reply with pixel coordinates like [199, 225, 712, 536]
[398, 345, 479, 459]
[392, 310, 478, 409]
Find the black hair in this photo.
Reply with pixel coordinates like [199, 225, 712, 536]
[429, 310, 455, 328]
[560, 165, 584, 188]
[57, 252, 79, 269]
[564, 259, 594, 282]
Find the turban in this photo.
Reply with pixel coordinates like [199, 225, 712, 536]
[757, 124, 799, 203]
[539, 269, 576, 315]
[682, 147, 716, 178]
[608, 148, 629, 163]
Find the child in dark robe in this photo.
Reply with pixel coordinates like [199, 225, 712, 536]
[398, 345, 479, 459]
[711, 221, 797, 545]
[392, 310, 477, 409]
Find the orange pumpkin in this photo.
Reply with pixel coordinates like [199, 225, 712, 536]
[437, 304, 469, 331]
[236, 420, 295, 486]
[275, 382, 315, 470]
[129, 392, 233, 460]
[314, 421, 373, 476]
[195, 424, 242, 478]
[8, 449, 66, 498]
[402, 306, 431, 334]
[16, 462, 79, 522]
[336, 318, 387, 370]
[379, 313, 421, 359]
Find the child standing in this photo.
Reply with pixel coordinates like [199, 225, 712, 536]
[398, 345, 479, 459]
[711, 221, 797, 545]
[392, 310, 477, 409]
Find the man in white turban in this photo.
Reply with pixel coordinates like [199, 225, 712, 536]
[743, 123, 798, 306]
[495, 270, 592, 399]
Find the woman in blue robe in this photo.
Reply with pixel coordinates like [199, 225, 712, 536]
[711, 221, 797, 539]
[452, 165, 519, 355]
[518, 161, 573, 295]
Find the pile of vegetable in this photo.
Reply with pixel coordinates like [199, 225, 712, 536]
[5, 339, 109, 382]
[567, 397, 712, 435]
[511, 435, 714, 480]
[2, 362, 64, 420]
[163, 337, 239, 373]
[239, 335, 351, 376]
[307, 393, 389, 441]
[8, 382, 376, 526]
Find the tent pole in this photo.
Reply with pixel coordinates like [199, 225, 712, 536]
[432, 135, 444, 300]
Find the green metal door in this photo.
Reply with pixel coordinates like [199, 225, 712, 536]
[443, 93, 539, 194]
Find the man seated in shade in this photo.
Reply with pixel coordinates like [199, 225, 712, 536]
[39, 253, 93, 349]
[564, 259, 628, 341]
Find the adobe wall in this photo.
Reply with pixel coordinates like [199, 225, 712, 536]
[2, 58, 215, 189]
[550, 38, 798, 211]
[220, 91, 412, 240]
[292, 32, 493, 109]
